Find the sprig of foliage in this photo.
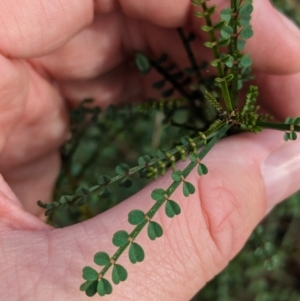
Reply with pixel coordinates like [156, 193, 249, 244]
[80, 123, 230, 297]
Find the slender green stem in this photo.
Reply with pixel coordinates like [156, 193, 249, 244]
[230, 0, 239, 109]
[177, 28, 203, 84]
[149, 59, 191, 100]
[97, 123, 231, 278]
[256, 121, 300, 132]
[201, 2, 233, 112]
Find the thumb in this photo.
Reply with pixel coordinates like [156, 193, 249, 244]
[70, 130, 300, 300]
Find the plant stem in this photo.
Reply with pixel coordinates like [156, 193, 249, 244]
[201, 2, 233, 112]
[230, 0, 239, 109]
[256, 121, 300, 132]
[97, 122, 231, 278]
[177, 28, 203, 84]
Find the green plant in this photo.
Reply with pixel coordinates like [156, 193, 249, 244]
[36, 0, 300, 298]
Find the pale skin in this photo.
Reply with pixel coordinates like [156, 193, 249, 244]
[1, 0, 300, 300]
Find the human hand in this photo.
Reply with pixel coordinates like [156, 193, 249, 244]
[1, 0, 300, 300]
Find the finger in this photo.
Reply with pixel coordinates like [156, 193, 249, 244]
[0, 56, 68, 170]
[2, 152, 61, 217]
[2, 130, 300, 300]
[58, 62, 144, 107]
[51, 130, 300, 300]
[0, 175, 50, 230]
[31, 13, 207, 81]
[193, 0, 300, 74]
[95, 0, 191, 27]
[255, 72, 300, 120]
[0, 0, 93, 57]
[0, 54, 69, 211]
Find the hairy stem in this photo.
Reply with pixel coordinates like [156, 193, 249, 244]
[201, 2, 233, 112]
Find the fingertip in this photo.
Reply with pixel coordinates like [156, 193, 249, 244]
[0, 0, 94, 58]
[248, 0, 300, 74]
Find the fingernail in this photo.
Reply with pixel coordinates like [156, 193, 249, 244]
[274, 8, 300, 38]
[261, 140, 300, 211]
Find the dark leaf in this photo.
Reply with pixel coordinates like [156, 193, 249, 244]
[151, 188, 166, 201]
[112, 264, 128, 284]
[75, 187, 89, 196]
[183, 181, 195, 197]
[97, 278, 113, 296]
[239, 25, 253, 39]
[115, 163, 129, 176]
[221, 26, 233, 40]
[239, 3, 253, 16]
[165, 200, 181, 218]
[37, 200, 47, 208]
[147, 221, 163, 240]
[156, 53, 168, 64]
[198, 163, 208, 175]
[171, 170, 182, 182]
[94, 252, 110, 266]
[119, 177, 133, 188]
[75, 196, 86, 206]
[98, 175, 111, 186]
[129, 243, 145, 264]
[152, 79, 166, 90]
[162, 88, 175, 98]
[128, 210, 146, 225]
[82, 267, 98, 281]
[83, 280, 98, 297]
[220, 8, 232, 22]
[138, 155, 152, 166]
[112, 231, 129, 247]
[172, 71, 184, 80]
[135, 52, 151, 74]
[98, 186, 111, 198]
[239, 54, 252, 68]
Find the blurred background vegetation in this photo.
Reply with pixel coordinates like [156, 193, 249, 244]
[47, 1, 300, 300]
